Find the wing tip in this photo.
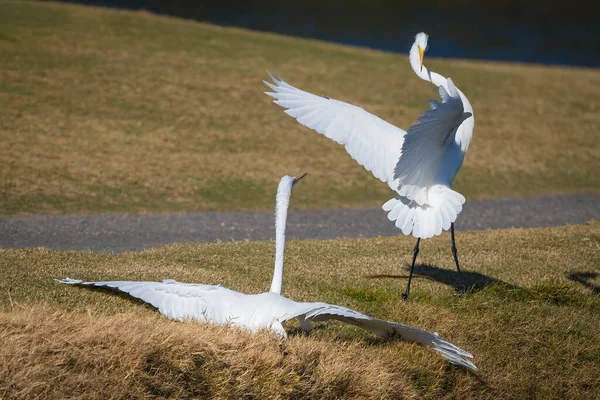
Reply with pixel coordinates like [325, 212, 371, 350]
[263, 79, 278, 91]
[56, 277, 84, 284]
[265, 69, 283, 84]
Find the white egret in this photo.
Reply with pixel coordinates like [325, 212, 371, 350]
[57, 173, 476, 370]
[263, 32, 474, 299]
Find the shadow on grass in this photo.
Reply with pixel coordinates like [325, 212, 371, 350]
[285, 324, 327, 338]
[568, 272, 600, 295]
[391, 266, 598, 308]
[414, 263, 514, 293]
[368, 263, 516, 293]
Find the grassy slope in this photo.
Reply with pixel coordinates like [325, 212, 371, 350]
[0, 1, 599, 215]
[1, 223, 600, 398]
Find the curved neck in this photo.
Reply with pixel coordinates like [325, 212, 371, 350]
[409, 42, 447, 89]
[409, 42, 474, 151]
[269, 179, 292, 295]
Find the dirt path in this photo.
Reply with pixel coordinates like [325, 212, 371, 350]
[1, 193, 597, 253]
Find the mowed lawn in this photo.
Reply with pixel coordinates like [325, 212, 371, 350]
[1, 1, 599, 215]
[1, 223, 599, 398]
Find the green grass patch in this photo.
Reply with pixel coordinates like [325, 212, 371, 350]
[0, 1, 598, 215]
[1, 223, 600, 397]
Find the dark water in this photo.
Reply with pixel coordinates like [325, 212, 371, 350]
[63, 0, 599, 67]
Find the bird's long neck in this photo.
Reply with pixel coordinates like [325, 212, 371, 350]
[409, 42, 447, 89]
[409, 42, 474, 151]
[269, 180, 292, 295]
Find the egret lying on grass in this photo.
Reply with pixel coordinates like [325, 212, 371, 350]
[57, 173, 476, 370]
[264, 32, 474, 299]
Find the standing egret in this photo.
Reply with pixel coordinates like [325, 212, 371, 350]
[263, 32, 474, 299]
[57, 173, 476, 370]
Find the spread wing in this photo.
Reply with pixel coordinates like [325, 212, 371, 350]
[56, 278, 240, 322]
[281, 301, 477, 370]
[264, 72, 405, 188]
[393, 78, 472, 205]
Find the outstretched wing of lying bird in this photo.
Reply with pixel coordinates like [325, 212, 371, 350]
[57, 278, 476, 370]
[279, 300, 477, 370]
[56, 278, 243, 323]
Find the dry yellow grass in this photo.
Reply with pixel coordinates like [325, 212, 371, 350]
[0, 1, 599, 215]
[1, 222, 599, 398]
[0, 306, 452, 399]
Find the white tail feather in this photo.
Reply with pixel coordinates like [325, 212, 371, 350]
[382, 185, 465, 239]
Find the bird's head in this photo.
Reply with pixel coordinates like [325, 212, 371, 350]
[278, 173, 308, 193]
[275, 173, 307, 214]
[291, 172, 307, 188]
[415, 32, 429, 72]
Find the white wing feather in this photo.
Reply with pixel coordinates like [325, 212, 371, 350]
[393, 78, 472, 205]
[279, 301, 477, 370]
[57, 278, 476, 369]
[55, 278, 238, 322]
[264, 72, 405, 188]
[265, 73, 471, 239]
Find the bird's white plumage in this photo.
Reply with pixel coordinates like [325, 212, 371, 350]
[57, 175, 476, 370]
[264, 72, 405, 188]
[264, 33, 474, 239]
[394, 79, 471, 206]
[57, 278, 475, 370]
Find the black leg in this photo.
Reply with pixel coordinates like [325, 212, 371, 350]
[451, 223, 466, 291]
[403, 238, 420, 301]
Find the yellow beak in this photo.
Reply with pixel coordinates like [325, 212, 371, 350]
[419, 46, 425, 72]
[292, 172, 307, 183]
